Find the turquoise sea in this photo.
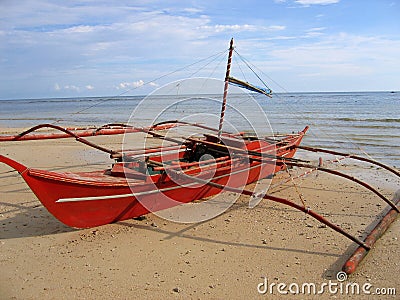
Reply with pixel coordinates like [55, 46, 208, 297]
[0, 91, 399, 167]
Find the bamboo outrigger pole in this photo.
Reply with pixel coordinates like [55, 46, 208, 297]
[296, 145, 400, 178]
[218, 38, 234, 139]
[343, 190, 400, 274]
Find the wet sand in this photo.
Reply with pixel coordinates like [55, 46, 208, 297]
[0, 129, 399, 299]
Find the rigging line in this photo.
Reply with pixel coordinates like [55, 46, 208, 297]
[199, 49, 229, 91]
[161, 52, 228, 116]
[52, 49, 228, 125]
[234, 50, 288, 94]
[245, 89, 353, 157]
[231, 54, 266, 106]
[228, 54, 270, 108]
[308, 113, 374, 161]
[188, 49, 227, 78]
[144, 61, 230, 127]
[260, 94, 374, 161]
[283, 161, 307, 208]
[232, 46, 384, 163]
[233, 55, 248, 83]
[174, 47, 228, 112]
[206, 50, 228, 79]
[231, 55, 267, 106]
[233, 49, 272, 92]
[269, 93, 376, 160]
[272, 94, 375, 159]
[233, 53, 377, 160]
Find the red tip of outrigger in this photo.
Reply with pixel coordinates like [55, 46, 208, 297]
[302, 126, 310, 134]
[342, 189, 400, 275]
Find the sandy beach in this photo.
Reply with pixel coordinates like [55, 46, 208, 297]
[0, 129, 399, 299]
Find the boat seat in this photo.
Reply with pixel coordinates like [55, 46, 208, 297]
[203, 133, 246, 149]
[109, 163, 147, 180]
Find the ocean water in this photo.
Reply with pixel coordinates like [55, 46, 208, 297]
[0, 92, 399, 167]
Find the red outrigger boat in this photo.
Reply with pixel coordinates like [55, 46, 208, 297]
[1, 39, 399, 275]
[0, 123, 308, 228]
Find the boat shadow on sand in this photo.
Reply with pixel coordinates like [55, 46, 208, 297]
[0, 170, 76, 239]
[117, 218, 355, 280]
[0, 198, 76, 239]
[115, 193, 392, 280]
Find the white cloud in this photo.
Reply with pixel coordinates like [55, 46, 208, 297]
[116, 80, 159, 90]
[182, 8, 203, 14]
[132, 80, 144, 88]
[54, 83, 94, 92]
[117, 82, 129, 89]
[64, 85, 80, 92]
[117, 80, 145, 90]
[268, 25, 286, 31]
[63, 25, 95, 34]
[295, 0, 340, 5]
[307, 27, 326, 32]
[263, 33, 400, 91]
[259, 35, 297, 41]
[198, 24, 256, 33]
[305, 27, 326, 37]
[199, 24, 285, 33]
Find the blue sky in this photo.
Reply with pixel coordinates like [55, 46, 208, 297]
[1, 0, 399, 99]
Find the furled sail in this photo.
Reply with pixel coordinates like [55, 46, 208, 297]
[228, 76, 272, 97]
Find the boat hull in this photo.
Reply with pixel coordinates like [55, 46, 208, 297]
[23, 161, 269, 227]
[0, 128, 307, 228]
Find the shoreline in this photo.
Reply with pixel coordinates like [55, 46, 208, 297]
[1, 91, 399, 169]
[0, 129, 399, 299]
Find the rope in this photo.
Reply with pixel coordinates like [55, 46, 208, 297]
[52, 49, 228, 125]
[233, 49, 273, 93]
[189, 49, 227, 78]
[234, 55, 248, 83]
[238, 58, 378, 161]
[282, 161, 307, 208]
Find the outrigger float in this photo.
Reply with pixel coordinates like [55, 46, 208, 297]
[0, 39, 399, 275]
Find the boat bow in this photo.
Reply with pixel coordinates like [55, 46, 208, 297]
[0, 154, 28, 174]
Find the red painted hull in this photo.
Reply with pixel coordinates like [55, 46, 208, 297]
[0, 128, 307, 228]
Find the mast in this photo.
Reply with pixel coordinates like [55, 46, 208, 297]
[217, 38, 234, 139]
